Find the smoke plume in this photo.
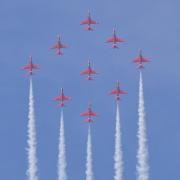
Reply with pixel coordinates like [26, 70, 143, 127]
[86, 126, 93, 180]
[58, 109, 67, 180]
[136, 71, 149, 180]
[114, 102, 123, 180]
[27, 78, 38, 180]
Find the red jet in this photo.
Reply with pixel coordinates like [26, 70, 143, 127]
[21, 56, 39, 75]
[54, 88, 71, 107]
[80, 103, 97, 123]
[133, 50, 150, 69]
[106, 28, 124, 48]
[80, 60, 98, 80]
[80, 10, 98, 31]
[50, 35, 68, 55]
[109, 81, 127, 100]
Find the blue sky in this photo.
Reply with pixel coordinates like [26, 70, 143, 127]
[0, 0, 180, 179]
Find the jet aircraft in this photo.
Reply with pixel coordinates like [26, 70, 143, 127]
[133, 50, 150, 69]
[54, 88, 71, 107]
[109, 81, 127, 100]
[80, 103, 97, 123]
[80, 60, 98, 80]
[21, 56, 39, 75]
[80, 10, 98, 31]
[50, 35, 68, 55]
[106, 28, 124, 48]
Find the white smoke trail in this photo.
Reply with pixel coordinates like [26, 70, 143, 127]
[86, 126, 93, 180]
[114, 102, 123, 180]
[58, 109, 67, 180]
[136, 71, 149, 180]
[27, 78, 38, 180]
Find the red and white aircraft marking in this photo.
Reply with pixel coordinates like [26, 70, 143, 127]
[109, 81, 127, 100]
[80, 103, 97, 123]
[54, 88, 71, 107]
[106, 28, 124, 48]
[133, 50, 150, 69]
[21, 56, 39, 75]
[80, 10, 98, 31]
[80, 60, 98, 80]
[50, 35, 68, 55]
